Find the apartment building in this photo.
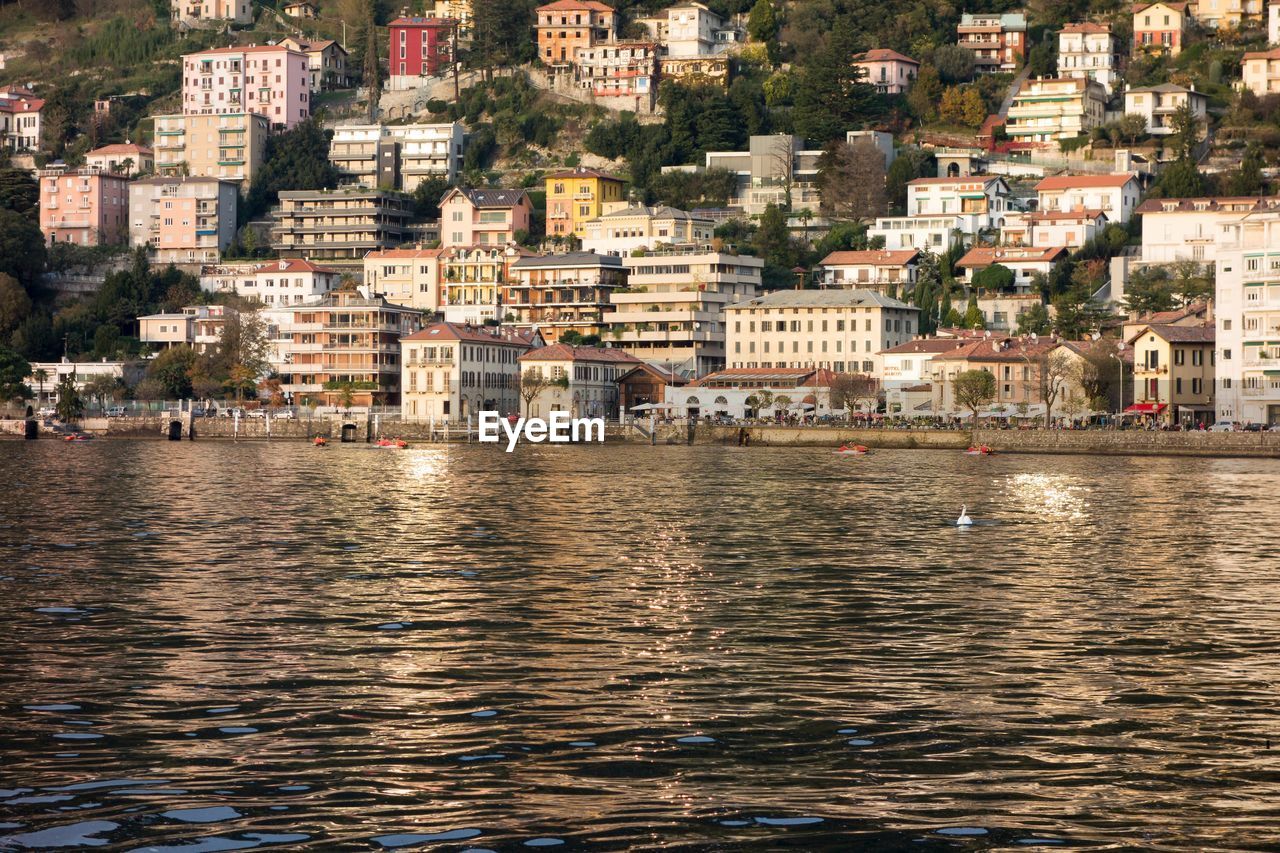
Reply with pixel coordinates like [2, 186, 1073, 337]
[1001, 210, 1108, 249]
[1242, 47, 1280, 97]
[518, 343, 640, 418]
[853, 49, 919, 95]
[1124, 84, 1208, 135]
[199, 258, 342, 306]
[725, 289, 919, 376]
[1272, 0, 1280, 43]
[138, 304, 228, 353]
[868, 215, 966, 252]
[906, 176, 1011, 235]
[506, 251, 626, 342]
[581, 204, 713, 255]
[976, 293, 1047, 332]
[401, 322, 537, 422]
[637, 2, 741, 56]
[574, 41, 658, 106]
[129, 176, 239, 264]
[535, 0, 618, 72]
[277, 37, 352, 92]
[1036, 173, 1142, 224]
[879, 338, 972, 390]
[171, 0, 253, 27]
[84, 143, 154, 176]
[1006, 77, 1107, 145]
[817, 250, 920, 291]
[0, 89, 42, 150]
[1133, 2, 1189, 56]
[1057, 23, 1122, 94]
[957, 246, 1070, 291]
[546, 167, 627, 239]
[271, 188, 416, 263]
[1127, 323, 1215, 426]
[363, 247, 444, 311]
[1137, 196, 1280, 265]
[329, 122, 465, 190]
[441, 244, 534, 325]
[387, 16, 457, 89]
[702, 134, 824, 215]
[434, 0, 473, 38]
[659, 55, 731, 88]
[152, 112, 271, 184]
[1215, 241, 1280, 424]
[269, 288, 424, 407]
[182, 45, 310, 128]
[957, 12, 1027, 72]
[439, 187, 533, 248]
[38, 166, 130, 247]
[929, 337, 1060, 418]
[609, 250, 763, 375]
[1190, 0, 1264, 28]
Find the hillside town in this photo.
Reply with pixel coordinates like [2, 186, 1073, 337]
[4, 0, 1280, 432]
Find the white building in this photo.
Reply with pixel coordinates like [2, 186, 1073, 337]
[1137, 196, 1280, 265]
[171, 0, 253, 27]
[610, 250, 763, 375]
[1123, 84, 1208, 136]
[138, 304, 228, 352]
[1002, 210, 1108, 249]
[364, 247, 445, 311]
[664, 367, 838, 420]
[329, 122, 465, 190]
[581, 204, 714, 255]
[725, 289, 919, 377]
[1005, 77, 1107, 145]
[400, 321, 538, 422]
[1214, 236, 1280, 424]
[817, 249, 919, 290]
[846, 129, 896, 169]
[0, 88, 42, 151]
[199, 258, 342, 306]
[1272, 0, 1280, 43]
[1035, 173, 1142, 224]
[518, 343, 641, 419]
[868, 215, 965, 252]
[28, 358, 145, 407]
[637, 2, 740, 55]
[957, 246, 1070, 291]
[905, 177, 1012, 235]
[1057, 23, 1122, 94]
[878, 338, 971, 389]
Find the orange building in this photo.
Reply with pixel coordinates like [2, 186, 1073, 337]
[536, 0, 617, 71]
[38, 166, 130, 247]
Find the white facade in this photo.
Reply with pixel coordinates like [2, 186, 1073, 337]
[1006, 77, 1107, 144]
[28, 359, 145, 406]
[1137, 197, 1280, 265]
[1002, 210, 1107, 248]
[401, 322, 533, 423]
[1057, 24, 1122, 94]
[0, 91, 42, 151]
[1272, 1, 1280, 43]
[1036, 173, 1142, 224]
[200, 259, 342, 306]
[329, 123, 465, 189]
[817, 249, 919, 289]
[639, 2, 739, 55]
[868, 215, 965, 252]
[518, 345, 641, 419]
[726, 289, 919, 378]
[171, 0, 253, 27]
[581, 204, 714, 255]
[1124, 84, 1208, 136]
[611, 251, 763, 375]
[364, 248, 444, 311]
[1215, 239, 1280, 424]
[905, 177, 1011, 235]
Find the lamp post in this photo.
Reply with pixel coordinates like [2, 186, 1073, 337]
[1110, 342, 1127, 428]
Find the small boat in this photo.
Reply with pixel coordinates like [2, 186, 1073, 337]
[964, 445, 994, 456]
[375, 438, 409, 449]
[834, 444, 870, 456]
[64, 433, 94, 442]
[313, 436, 328, 447]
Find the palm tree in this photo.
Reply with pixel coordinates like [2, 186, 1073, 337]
[32, 368, 48, 408]
[120, 157, 135, 177]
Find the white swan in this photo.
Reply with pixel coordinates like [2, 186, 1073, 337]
[956, 505, 973, 527]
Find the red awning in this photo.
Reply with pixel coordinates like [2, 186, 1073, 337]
[1124, 403, 1167, 414]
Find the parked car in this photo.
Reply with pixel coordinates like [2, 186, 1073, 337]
[1242, 422, 1266, 432]
[37, 406, 56, 419]
[222, 407, 246, 419]
[246, 409, 266, 419]
[1209, 421, 1239, 432]
[105, 406, 127, 418]
[272, 409, 296, 420]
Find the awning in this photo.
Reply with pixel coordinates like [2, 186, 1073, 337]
[632, 402, 681, 411]
[1125, 403, 1167, 414]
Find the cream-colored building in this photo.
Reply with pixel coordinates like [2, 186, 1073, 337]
[328, 122, 465, 190]
[277, 37, 352, 92]
[441, 244, 534, 325]
[609, 250, 763, 375]
[518, 343, 641, 419]
[1242, 47, 1280, 97]
[1213, 241, 1280, 425]
[171, 0, 252, 28]
[152, 112, 271, 184]
[401, 321, 537, 422]
[270, 188, 416, 263]
[726, 289, 919, 377]
[1036, 172, 1142, 223]
[1057, 23, 1122, 95]
[1137, 196, 1280, 265]
[1191, 0, 1264, 28]
[363, 247, 445, 311]
[957, 246, 1070, 292]
[1128, 323, 1215, 426]
[507, 251, 627, 342]
[1006, 77, 1107, 145]
[84, 143, 154, 176]
[817, 249, 919, 291]
[1001, 210, 1108, 249]
[581, 204, 714, 255]
[198, 258, 342, 306]
[1124, 83, 1208, 136]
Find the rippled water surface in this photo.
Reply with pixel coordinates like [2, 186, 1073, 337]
[3, 441, 1280, 851]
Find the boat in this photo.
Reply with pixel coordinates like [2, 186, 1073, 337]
[375, 438, 409, 449]
[964, 445, 994, 456]
[64, 433, 94, 442]
[313, 436, 328, 447]
[834, 444, 870, 456]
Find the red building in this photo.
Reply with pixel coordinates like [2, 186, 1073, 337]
[387, 17, 457, 90]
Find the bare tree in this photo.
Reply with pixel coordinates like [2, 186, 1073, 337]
[830, 372, 878, 418]
[767, 134, 796, 211]
[519, 367, 550, 417]
[953, 369, 996, 433]
[816, 140, 887, 220]
[1036, 349, 1075, 427]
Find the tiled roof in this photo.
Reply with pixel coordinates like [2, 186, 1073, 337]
[729, 288, 915, 310]
[364, 247, 445, 259]
[1244, 48, 1280, 60]
[907, 176, 1003, 187]
[1126, 323, 1215, 344]
[0, 97, 43, 113]
[1036, 173, 1138, 191]
[1135, 196, 1280, 213]
[403, 321, 534, 346]
[188, 44, 305, 56]
[1061, 22, 1112, 33]
[1132, 2, 1186, 12]
[546, 166, 626, 182]
[253, 258, 339, 274]
[819, 249, 920, 267]
[537, 0, 616, 11]
[1126, 83, 1198, 94]
[933, 337, 1061, 363]
[958, 246, 1068, 267]
[854, 49, 919, 64]
[520, 344, 640, 363]
[510, 251, 623, 269]
[879, 338, 973, 355]
[88, 143, 153, 157]
[452, 187, 530, 208]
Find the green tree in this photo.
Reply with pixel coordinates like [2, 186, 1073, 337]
[952, 368, 996, 431]
[971, 263, 1014, 294]
[1016, 302, 1051, 335]
[792, 18, 883, 144]
[754, 203, 794, 269]
[0, 209, 48, 287]
[1156, 156, 1205, 198]
[747, 0, 778, 43]
[54, 372, 84, 422]
[961, 87, 988, 128]
[145, 345, 197, 400]
[0, 168, 39, 217]
[0, 273, 32, 339]
[472, 0, 536, 78]
[412, 177, 454, 219]
[1123, 267, 1176, 316]
[243, 120, 342, 222]
[363, 1, 383, 122]
[81, 373, 121, 412]
[906, 65, 942, 123]
[934, 45, 976, 84]
[962, 295, 985, 329]
[1225, 142, 1266, 197]
[0, 345, 32, 407]
[1168, 102, 1203, 161]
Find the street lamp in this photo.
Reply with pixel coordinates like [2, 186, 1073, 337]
[1110, 341, 1127, 428]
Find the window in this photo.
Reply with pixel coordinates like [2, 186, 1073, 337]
[1223, 349, 1232, 360]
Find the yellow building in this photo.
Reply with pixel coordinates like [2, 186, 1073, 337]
[1127, 323, 1216, 427]
[545, 166, 627, 241]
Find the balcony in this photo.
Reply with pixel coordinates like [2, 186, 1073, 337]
[1133, 364, 1167, 376]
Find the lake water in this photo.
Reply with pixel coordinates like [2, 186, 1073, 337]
[2, 441, 1280, 851]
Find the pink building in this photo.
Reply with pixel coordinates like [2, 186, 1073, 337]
[38, 167, 130, 247]
[852, 49, 920, 94]
[439, 187, 534, 248]
[182, 45, 310, 128]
